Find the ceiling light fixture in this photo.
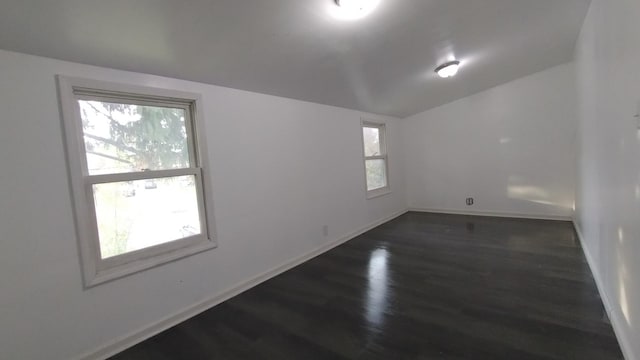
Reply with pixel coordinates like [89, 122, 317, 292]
[332, 0, 380, 21]
[435, 60, 461, 78]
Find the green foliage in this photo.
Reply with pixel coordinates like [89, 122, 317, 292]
[102, 103, 189, 170]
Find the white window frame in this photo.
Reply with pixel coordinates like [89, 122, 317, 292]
[361, 119, 391, 199]
[57, 76, 217, 288]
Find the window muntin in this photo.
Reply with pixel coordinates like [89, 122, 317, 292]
[58, 76, 216, 287]
[362, 121, 390, 196]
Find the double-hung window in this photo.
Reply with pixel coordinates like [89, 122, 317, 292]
[58, 76, 216, 287]
[362, 120, 390, 198]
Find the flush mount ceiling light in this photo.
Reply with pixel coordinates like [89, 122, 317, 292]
[435, 60, 461, 78]
[332, 0, 381, 21]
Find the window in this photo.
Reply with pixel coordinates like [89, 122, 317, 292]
[57, 76, 216, 287]
[362, 120, 390, 198]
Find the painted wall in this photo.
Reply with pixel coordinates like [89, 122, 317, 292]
[574, 0, 640, 358]
[401, 63, 577, 219]
[0, 49, 407, 360]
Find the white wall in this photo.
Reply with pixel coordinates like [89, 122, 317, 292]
[402, 63, 577, 219]
[0, 49, 407, 360]
[574, 0, 640, 359]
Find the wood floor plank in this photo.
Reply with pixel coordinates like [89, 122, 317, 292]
[110, 212, 623, 359]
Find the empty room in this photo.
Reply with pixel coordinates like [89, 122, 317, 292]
[0, 0, 638, 359]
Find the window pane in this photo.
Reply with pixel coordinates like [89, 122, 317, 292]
[79, 100, 190, 175]
[93, 176, 201, 259]
[366, 159, 388, 191]
[363, 127, 381, 156]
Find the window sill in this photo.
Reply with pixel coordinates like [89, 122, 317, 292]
[85, 239, 217, 288]
[366, 187, 391, 199]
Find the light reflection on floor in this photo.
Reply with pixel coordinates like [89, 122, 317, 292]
[366, 247, 390, 330]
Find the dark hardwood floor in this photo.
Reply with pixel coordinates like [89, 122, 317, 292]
[110, 212, 623, 360]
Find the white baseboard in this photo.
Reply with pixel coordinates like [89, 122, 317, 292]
[408, 207, 572, 221]
[74, 208, 409, 360]
[572, 220, 635, 360]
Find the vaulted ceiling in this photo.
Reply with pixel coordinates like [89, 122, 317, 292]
[0, 0, 590, 117]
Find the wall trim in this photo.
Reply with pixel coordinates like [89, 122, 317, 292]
[572, 220, 635, 360]
[74, 208, 409, 360]
[408, 207, 572, 221]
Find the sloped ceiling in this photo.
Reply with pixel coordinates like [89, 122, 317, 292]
[0, 0, 590, 117]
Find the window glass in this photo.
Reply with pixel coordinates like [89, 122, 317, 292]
[365, 159, 387, 191]
[93, 175, 201, 259]
[363, 126, 381, 156]
[79, 100, 190, 175]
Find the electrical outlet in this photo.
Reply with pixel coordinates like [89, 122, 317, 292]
[466, 197, 474, 206]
